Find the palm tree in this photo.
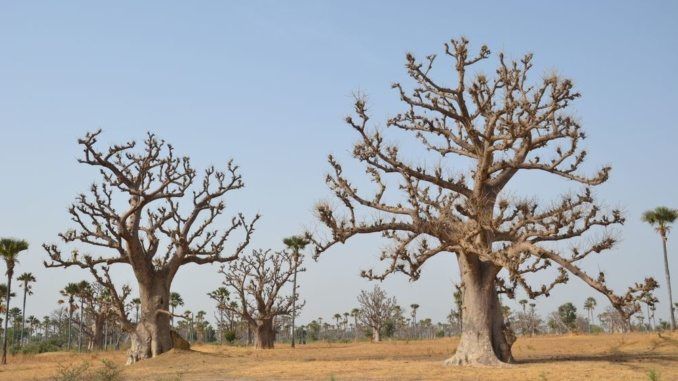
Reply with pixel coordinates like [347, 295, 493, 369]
[642, 206, 678, 329]
[350, 308, 360, 341]
[16, 272, 35, 347]
[519, 299, 528, 313]
[410, 303, 419, 338]
[207, 287, 230, 344]
[0, 238, 29, 365]
[131, 298, 141, 323]
[75, 281, 90, 352]
[169, 292, 184, 328]
[584, 297, 597, 333]
[59, 282, 81, 350]
[283, 235, 308, 348]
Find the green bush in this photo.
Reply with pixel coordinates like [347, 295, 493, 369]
[52, 360, 122, 381]
[20, 339, 63, 354]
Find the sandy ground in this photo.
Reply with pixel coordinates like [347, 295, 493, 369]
[1, 332, 676, 380]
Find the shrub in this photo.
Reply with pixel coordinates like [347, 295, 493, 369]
[52, 360, 122, 381]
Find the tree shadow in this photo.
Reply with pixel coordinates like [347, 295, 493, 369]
[516, 353, 677, 365]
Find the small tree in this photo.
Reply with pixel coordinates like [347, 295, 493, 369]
[642, 206, 677, 330]
[357, 285, 397, 342]
[220, 249, 302, 349]
[169, 293, 184, 327]
[583, 297, 597, 332]
[16, 272, 36, 347]
[44, 131, 258, 362]
[282, 235, 308, 348]
[207, 287, 230, 344]
[0, 238, 29, 365]
[558, 303, 578, 332]
[59, 282, 81, 349]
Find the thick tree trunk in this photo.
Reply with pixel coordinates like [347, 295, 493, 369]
[445, 254, 514, 366]
[127, 277, 173, 364]
[89, 314, 105, 350]
[372, 327, 381, 342]
[254, 318, 275, 349]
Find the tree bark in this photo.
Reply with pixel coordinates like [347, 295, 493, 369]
[445, 254, 514, 366]
[254, 318, 275, 349]
[661, 236, 676, 330]
[19, 286, 27, 347]
[372, 327, 381, 342]
[89, 314, 105, 350]
[1, 269, 13, 365]
[127, 276, 173, 364]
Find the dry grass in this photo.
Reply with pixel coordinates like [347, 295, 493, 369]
[1, 332, 676, 380]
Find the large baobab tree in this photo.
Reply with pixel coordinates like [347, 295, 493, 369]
[309, 38, 657, 365]
[17, 272, 36, 347]
[0, 238, 28, 365]
[44, 130, 258, 362]
[357, 285, 397, 342]
[282, 235, 308, 348]
[642, 206, 677, 330]
[220, 249, 302, 349]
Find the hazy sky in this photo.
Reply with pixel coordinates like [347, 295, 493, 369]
[1, 1, 677, 326]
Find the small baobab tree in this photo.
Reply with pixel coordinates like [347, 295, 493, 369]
[17, 272, 36, 347]
[308, 37, 657, 365]
[43, 130, 258, 362]
[357, 285, 397, 342]
[0, 238, 29, 365]
[282, 235, 308, 348]
[221, 249, 302, 349]
[642, 206, 677, 330]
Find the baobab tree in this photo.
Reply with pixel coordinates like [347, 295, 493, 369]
[0, 238, 28, 365]
[357, 285, 397, 342]
[283, 235, 308, 348]
[309, 37, 657, 365]
[220, 249, 302, 349]
[17, 272, 36, 347]
[642, 206, 677, 329]
[43, 130, 258, 362]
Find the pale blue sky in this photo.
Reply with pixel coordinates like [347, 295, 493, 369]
[1, 1, 677, 325]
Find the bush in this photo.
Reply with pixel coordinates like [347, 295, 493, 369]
[52, 360, 122, 381]
[223, 329, 237, 344]
[21, 338, 63, 354]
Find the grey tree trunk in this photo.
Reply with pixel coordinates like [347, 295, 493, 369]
[78, 298, 84, 351]
[19, 285, 27, 347]
[291, 260, 298, 348]
[89, 314, 105, 350]
[1, 270, 13, 365]
[254, 318, 275, 349]
[127, 276, 173, 364]
[372, 327, 381, 342]
[445, 254, 514, 366]
[661, 236, 676, 330]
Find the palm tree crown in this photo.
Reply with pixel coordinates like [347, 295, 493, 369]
[642, 207, 678, 239]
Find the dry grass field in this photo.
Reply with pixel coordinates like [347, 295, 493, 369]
[1, 332, 676, 381]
